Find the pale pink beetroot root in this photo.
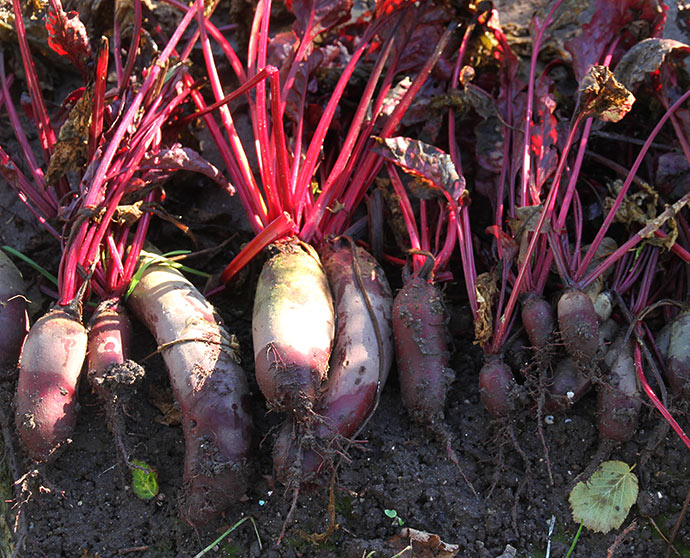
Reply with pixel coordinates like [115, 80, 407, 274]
[0, 250, 29, 369]
[252, 241, 335, 420]
[273, 239, 393, 484]
[87, 300, 144, 462]
[128, 260, 253, 525]
[15, 306, 88, 462]
[393, 276, 454, 427]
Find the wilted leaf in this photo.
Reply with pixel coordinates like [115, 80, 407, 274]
[46, 0, 92, 78]
[569, 460, 638, 533]
[485, 225, 518, 262]
[463, 83, 500, 121]
[576, 65, 635, 123]
[45, 87, 92, 185]
[604, 179, 659, 226]
[130, 459, 158, 500]
[139, 144, 234, 193]
[148, 384, 181, 426]
[389, 527, 459, 558]
[638, 191, 690, 247]
[113, 201, 145, 227]
[372, 136, 465, 202]
[615, 38, 690, 92]
[286, 0, 353, 39]
[474, 271, 498, 346]
[508, 205, 550, 236]
[560, 0, 666, 82]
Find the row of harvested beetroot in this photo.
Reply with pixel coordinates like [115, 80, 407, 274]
[2, 0, 690, 531]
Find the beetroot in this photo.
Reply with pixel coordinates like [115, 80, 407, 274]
[664, 310, 690, 398]
[252, 241, 335, 420]
[557, 288, 601, 363]
[597, 336, 642, 442]
[521, 292, 554, 350]
[128, 259, 253, 524]
[545, 357, 592, 413]
[393, 276, 454, 426]
[15, 307, 87, 461]
[273, 240, 393, 483]
[479, 356, 520, 418]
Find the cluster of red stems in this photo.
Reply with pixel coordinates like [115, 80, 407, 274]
[0, 0, 689, 527]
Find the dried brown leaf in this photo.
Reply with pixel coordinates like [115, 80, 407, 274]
[372, 136, 465, 202]
[389, 527, 459, 558]
[576, 65, 635, 123]
[604, 179, 659, 227]
[639, 192, 690, 248]
[474, 271, 498, 346]
[113, 201, 145, 227]
[45, 87, 92, 185]
[148, 384, 181, 426]
[508, 205, 550, 235]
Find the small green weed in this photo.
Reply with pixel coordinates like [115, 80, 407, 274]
[384, 509, 404, 526]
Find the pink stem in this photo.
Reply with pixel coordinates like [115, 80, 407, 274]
[634, 342, 690, 451]
[577, 88, 690, 280]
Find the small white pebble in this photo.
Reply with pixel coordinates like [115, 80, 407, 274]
[544, 415, 554, 425]
[77, 501, 83, 506]
[657, 492, 664, 499]
[566, 391, 575, 400]
[564, 418, 572, 423]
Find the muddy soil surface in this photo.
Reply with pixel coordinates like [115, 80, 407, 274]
[5, 300, 690, 558]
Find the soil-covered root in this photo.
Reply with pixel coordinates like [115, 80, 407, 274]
[127, 259, 253, 525]
[597, 335, 642, 443]
[392, 275, 476, 495]
[521, 292, 555, 351]
[252, 240, 335, 420]
[15, 306, 88, 462]
[87, 300, 144, 464]
[664, 310, 690, 399]
[0, 250, 29, 369]
[393, 276, 454, 427]
[544, 357, 592, 413]
[557, 288, 601, 364]
[479, 356, 522, 418]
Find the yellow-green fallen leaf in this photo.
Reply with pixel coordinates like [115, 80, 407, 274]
[569, 460, 638, 533]
[131, 459, 158, 500]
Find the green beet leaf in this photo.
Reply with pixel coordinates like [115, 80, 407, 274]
[569, 460, 638, 533]
[131, 459, 159, 500]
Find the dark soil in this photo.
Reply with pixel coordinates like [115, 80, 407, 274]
[5, 290, 690, 558]
[1, 1, 690, 557]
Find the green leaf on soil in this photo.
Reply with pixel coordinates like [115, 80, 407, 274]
[569, 460, 638, 533]
[131, 459, 158, 500]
